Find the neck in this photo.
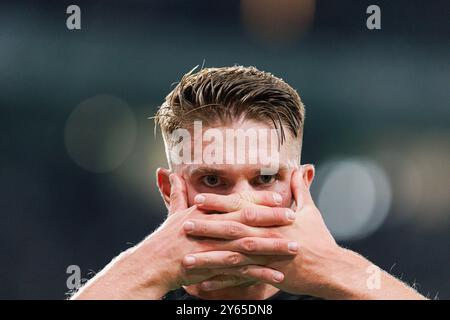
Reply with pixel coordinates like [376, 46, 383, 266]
[183, 283, 280, 300]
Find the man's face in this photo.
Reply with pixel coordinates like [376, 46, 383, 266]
[158, 118, 302, 299]
[172, 119, 301, 209]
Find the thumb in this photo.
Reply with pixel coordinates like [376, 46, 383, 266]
[291, 167, 313, 211]
[168, 173, 188, 215]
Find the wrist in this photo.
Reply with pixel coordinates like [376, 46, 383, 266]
[72, 241, 172, 300]
[315, 247, 372, 299]
[121, 244, 173, 299]
[314, 247, 425, 300]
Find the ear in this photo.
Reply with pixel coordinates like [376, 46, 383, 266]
[156, 167, 171, 209]
[301, 164, 315, 189]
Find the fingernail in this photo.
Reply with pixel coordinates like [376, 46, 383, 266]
[272, 271, 284, 283]
[288, 241, 298, 252]
[273, 193, 282, 204]
[195, 194, 205, 204]
[169, 174, 175, 184]
[201, 282, 214, 291]
[286, 210, 296, 221]
[183, 221, 195, 232]
[183, 255, 196, 266]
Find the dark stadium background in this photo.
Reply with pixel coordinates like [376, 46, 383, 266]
[0, 0, 448, 299]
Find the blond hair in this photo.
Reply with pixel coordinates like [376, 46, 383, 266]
[155, 66, 305, 144]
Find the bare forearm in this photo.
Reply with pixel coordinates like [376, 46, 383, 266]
[71, 248, 170, 300]
[319, 248, 426, 300]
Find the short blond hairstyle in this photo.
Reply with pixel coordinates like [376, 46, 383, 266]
[155, 66, 305, 144]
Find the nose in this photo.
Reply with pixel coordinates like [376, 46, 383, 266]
[230, 179, 254, 195]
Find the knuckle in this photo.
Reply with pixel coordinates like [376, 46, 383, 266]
[217, 280, 228, 289]
[226, 223, 243, 238]
[272, 209, 282, 222]
[242, 207, 257, 224]
[264, 229, 281, 239]
[274, 208, 287, 222]
[197, 222, 207, 235]
[240, 238, 256, 252]
[242, 192, 256, 204]
[201, 254, 212, 266]
[225, 252, 242, 265]
[261, 269, 272, 281]
[230, 194, 243, 211]
[273, 240, 285, 251]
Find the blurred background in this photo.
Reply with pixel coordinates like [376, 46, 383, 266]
[0, 0, 448, 299]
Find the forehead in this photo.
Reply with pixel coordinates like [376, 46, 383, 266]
[167, 118, 301, 173]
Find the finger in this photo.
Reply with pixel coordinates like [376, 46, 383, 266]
[211, 237, 298, 255]
[181, 267, 232, 286]
[201, 266, 285, 289]
[198, 276, 256, 291]
[182, 251, 269, 269]
[208, 207, 296, 227]
[194, 191, 283, 212]
[168, 173, 188, 215]
[291, 167, 313, 210]
[183, 219, 270, 240]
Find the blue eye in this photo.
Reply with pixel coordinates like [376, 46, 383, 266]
[202, 175, 221, 187]
[255, 175, 276, 185]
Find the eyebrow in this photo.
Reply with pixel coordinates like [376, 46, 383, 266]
[189, 167, 226, 177]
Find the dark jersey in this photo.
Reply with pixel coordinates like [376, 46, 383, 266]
[163, 288, 319, 300]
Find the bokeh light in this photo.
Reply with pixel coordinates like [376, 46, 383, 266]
[316, 158, 392, 241]
[64, 95, 137, 173]
[240, 0, 315, 44]
[374, 131, 450, 228]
